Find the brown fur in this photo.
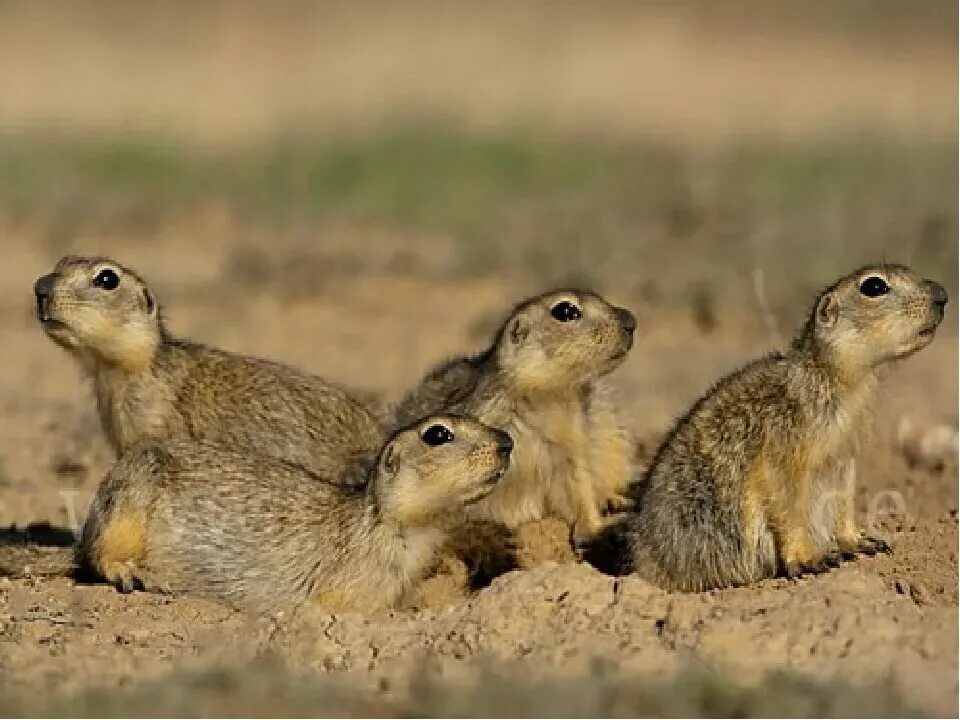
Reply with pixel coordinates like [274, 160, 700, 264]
[624, 264, 948, 590]
[34, 255, 380, 475]
[76, 415, 513, 614]
[387, 289, 637, 541]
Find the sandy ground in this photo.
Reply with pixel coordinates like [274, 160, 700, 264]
[0, 239, 956, 715]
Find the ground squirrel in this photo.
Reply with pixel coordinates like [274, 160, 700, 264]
[76, 415, 513, 614]
[388, 289, 636, 541]
[624, 264, 948, 590]
[33, 255, 380, 474]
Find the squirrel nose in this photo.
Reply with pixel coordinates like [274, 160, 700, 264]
[924, 280, 948, 309]
[34, 273, 56, 299]
[495, 430, 513, 458]
[615, 307, 637, 333]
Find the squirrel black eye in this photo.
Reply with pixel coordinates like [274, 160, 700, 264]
[92, 269, 120, 291]
[550, 301, 582, 322]
[421, 424, 454, 447]
[859, 276, 889, 298]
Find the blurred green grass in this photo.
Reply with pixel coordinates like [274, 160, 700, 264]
[0, 127, 619, 233]
[1, 125, 955, 311]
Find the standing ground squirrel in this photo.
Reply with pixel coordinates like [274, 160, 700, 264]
[34, 255, 380, 474]
[388, 289, 636, 541]
[624, 264, 948, 590]
[77, 415, 513, 614]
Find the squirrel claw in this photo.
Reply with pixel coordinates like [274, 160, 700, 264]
[605, 494, 635, 513]
[116, 576, 144, 594]
[823, 551, 843, 568]
[783, 562, 806, 579]
[784, 556, 835, 579]
[861, 535, 891, 555]
[839, 533, 891, 558]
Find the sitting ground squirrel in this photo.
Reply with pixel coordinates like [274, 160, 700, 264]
[33, 255, 380, 474]
[389, 289, 637, 543]
[624, 264, 948, 590]
[76, 415, 513, 614]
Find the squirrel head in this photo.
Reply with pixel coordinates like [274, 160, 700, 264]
[489, 289, 636, 395]
[371, 414, 512, 527]
[34, 255, 164, 372]
[801, 263, 947, 381]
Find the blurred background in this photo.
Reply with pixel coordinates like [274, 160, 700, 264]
[0, 3, 957, 714]
[0, 0, 956, 432]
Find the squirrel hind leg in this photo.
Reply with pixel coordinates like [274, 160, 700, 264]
[102, 561, 144, 593]
[89, 513, 148, 591]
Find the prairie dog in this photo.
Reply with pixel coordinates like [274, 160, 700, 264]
[34, 255, 380, 475]
[625, 264, 947, 590]
[77, 415, 513, 614]
[390, 289, 636, 540]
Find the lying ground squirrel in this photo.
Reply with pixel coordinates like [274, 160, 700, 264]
[34, 255, 380, 474]
[76, 415, 512, 614]
[389, 289, 636, 542]
[624, 264, 948, 590]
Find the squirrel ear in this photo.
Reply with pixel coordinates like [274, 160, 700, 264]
[509, 317, 528, 345]
[817, 293, 839, 328]
[380, 442, 400, 476]
[143, 288, 156, 315]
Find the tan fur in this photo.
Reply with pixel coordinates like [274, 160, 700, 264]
[95, 513, 146, 567]
[34, 255, 380, 476]
[626, 264, 947, 590]
[388, 289, 637, 541]
[740, 468, 768, 576]
[93, 513, 147, 590]
[76, 415, 513, 614]
[470, 383, 629, 536]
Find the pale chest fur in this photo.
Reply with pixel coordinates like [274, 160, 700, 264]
[309, 519, 442, 611]
[804, 375, 877, 471]
[94, 368, 180, 454]
[467, 383, 630, 529]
